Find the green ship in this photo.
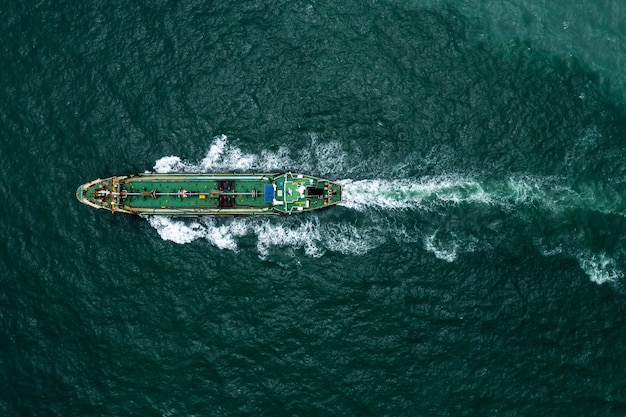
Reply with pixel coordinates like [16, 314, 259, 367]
[76, 172, 342, 216]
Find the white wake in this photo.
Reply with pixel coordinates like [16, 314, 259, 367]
[142, 135, 625, 284]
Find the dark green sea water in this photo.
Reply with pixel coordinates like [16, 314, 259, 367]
[3, 1, 626, 415]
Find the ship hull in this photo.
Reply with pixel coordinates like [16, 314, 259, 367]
[76, 173, 342, 216]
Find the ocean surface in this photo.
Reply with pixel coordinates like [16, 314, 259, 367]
[2, 0, 626, 415]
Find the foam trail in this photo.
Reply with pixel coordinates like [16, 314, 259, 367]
[153, 135, 294, 173]
[145, 215, 386, 259]
[339, 175, 623, 215]
[340, 176, 491, 211]
[146, 216, 204, 244]
[144, 136, 625, 284]
[146, 216, 240, 250]
[153, 134, 347, 175]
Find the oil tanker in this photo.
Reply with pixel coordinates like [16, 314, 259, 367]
[76, 172, 341, 215]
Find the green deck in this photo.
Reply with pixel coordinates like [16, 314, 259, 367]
[76, 173, 342, 216]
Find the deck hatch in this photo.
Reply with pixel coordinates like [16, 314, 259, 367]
[264, 184, 274, 203]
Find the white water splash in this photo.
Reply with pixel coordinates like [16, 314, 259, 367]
[147, 135, 375, 257]
[535, 239, 564, 257]
[143, 135, 625, 284]
[339, 174, 614, 214]
[153, 134, 347, 175]
[153, 135, 288, 173]
[422, 230, 481, 263]
[339, 176, 492, 211]
[577, 252, 624, 285]
[146, 216, 240, 250]
[145, 215, 385, 259]
[423, 233, 460, 262]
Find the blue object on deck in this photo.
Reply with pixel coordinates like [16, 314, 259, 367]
[264, 184, 274, 203]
